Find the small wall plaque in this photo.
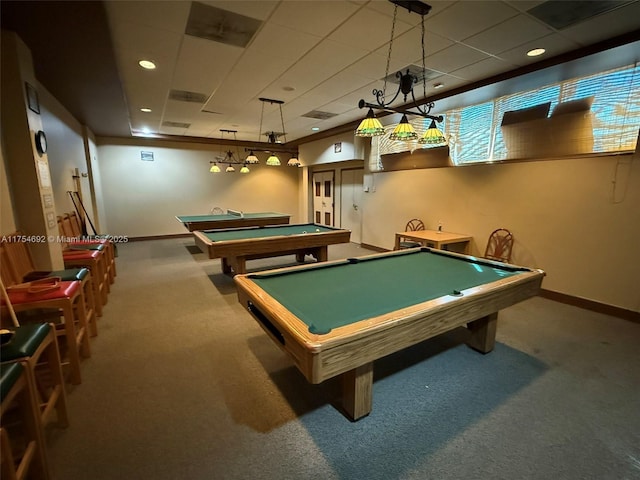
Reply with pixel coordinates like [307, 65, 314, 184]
[141, 151, 154, 161]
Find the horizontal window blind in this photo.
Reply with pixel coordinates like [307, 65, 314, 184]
[376, 63, 639, 166]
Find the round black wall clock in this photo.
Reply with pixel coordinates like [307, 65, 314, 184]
[35, 130, 47, 156]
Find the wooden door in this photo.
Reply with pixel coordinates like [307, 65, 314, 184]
[340, 168, 363, 243]
[312, 171, 334, 226]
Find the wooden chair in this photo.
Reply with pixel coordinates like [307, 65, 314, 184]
[1, 234, 101, 319]
[398, 218, 425, 249]
[484, 228, 514, 263]
[0, 259, 92, 385]
[65, 213, 116, 283]
[1, 362, 51, 480]
[1, 323, 69, 432]
[59, 215, 114, 287]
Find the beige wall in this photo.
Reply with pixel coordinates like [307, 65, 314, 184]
[361, 152, 640, 312]
[95, 142, 301, 237]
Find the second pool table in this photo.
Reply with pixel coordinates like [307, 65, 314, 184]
[194, 223, 351, 275]
[235, 248, 545, 421]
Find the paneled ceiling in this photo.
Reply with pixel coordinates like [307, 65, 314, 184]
[2, 0, 640, 145]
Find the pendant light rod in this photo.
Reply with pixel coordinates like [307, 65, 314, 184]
[358, 99, 443, 122]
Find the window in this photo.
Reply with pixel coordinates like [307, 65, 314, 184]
[375, 63, 640, 166]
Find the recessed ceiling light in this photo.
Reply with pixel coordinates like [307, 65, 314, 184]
[138, 60, 156, 69]
[140, 108, 152, 113]
[311, 127, 320, 131]
[527, 48, 546, 57]
[433, 82, 444, 89]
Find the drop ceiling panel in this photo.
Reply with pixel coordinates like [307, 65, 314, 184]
[424, 1, 519, 42]
[497, 33, 582, 66]
[199, 0, 278, 21]
[450, 56, 519, 82]
[328, 5, 413, 52]
[424, 43, 491, 74]
[104, 1, 190, 34]
[277, 39, 370, 94]
[463, 14, 554, 55]
[558, 1, 640, 46]
[247, 22, 322, 62]
[171, 35, 243, 94]
[269, 0, 361, 37]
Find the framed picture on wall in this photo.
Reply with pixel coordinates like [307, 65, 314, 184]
[25, 82, 40, 114]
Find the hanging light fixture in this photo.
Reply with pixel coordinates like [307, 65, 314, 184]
[245, 150, 259, 164]
[266, 153, 281, 166]
[419, 119, 447, 146]
[355, 0, 444, 144]
[287, 155, 301, 167]
[240, 163, 250, 173]
[209, 129, 248, 173]
[389, 114, 418, 141]
[355, 108, 385, 137]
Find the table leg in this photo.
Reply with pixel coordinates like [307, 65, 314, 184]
[342, 362, 373, 421]
[295, 252, 306, 263]
[394, 234, 401, 250]
[466, 312, 498, 353]
[315, 246, 328, 262]
[221, 258, 232, 274]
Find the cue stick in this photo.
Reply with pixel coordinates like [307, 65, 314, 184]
[71, 191, 98, 235]
[67, 190, 88, 235]
[0, 277, 20, 327]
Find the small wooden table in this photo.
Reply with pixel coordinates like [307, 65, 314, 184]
[395, 229, 472, 254]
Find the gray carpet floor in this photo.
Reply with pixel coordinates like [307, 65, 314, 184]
[46, 238, 640, 480]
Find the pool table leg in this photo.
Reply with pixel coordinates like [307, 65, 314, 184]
[466, 312, 498, 353]
[221, 258, 232, 274]
[342, 362, 373, 421]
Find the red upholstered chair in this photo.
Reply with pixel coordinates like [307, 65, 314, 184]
[1, 267, 92, 385]
[63, 213, 116, 284]
[484, 228, 514, 263]
[1, 236, 101, 319]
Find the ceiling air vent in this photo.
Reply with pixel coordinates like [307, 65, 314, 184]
[185, 2, 262, 48]
[302, 110, 338, 120]
[169, 89, 207, 103]
[527, 0, 634, 30]
[162, 121, 191, 129]
[383, 64, 441, 85]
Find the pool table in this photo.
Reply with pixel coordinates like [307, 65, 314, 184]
[176, 211, 290, 232]
[235, 248, 545, 421]
[194, 223, 351, 275]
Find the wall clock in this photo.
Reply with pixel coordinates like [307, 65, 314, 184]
[35, 130, 47, 156]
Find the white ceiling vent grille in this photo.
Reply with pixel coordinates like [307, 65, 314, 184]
[302, 110, 339, 120]
[383, 64, 441, 85]
[528, 0, 634, 30]
[162, 121, 191, 129]
[169, 89, 207, 103]
[185, 2, 262, 48]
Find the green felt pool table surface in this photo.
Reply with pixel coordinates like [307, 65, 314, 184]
[200, 223, 339, 241]
[247, 249, 527, 334]
[176, 212, 290, 231]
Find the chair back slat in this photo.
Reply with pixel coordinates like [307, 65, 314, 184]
[484, 228, 514, 263]
[405, 219, 425, 232]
